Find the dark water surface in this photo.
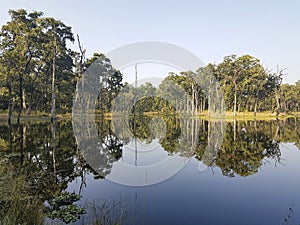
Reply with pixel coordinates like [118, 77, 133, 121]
[0, 117, 300, 225]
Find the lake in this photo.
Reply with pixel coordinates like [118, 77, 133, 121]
[0, 116, 300, 225]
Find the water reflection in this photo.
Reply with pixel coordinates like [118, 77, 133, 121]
[0, 121, 85, 224]
[74, 114, 225, 185]
[0, 117, 299, 224]
[215, 120, 282, 177]
[84, 116, 298, 180]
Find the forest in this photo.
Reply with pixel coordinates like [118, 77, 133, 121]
[0, 9, 299, 123]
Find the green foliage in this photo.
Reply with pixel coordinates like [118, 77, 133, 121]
[155, 54, 299, 116]
[0, 121, 87, 224]
[281, 82, 300, 112]
[0, 9, 76, 120]
[47, 192, 85, 224]
[0, 9, 298, 119]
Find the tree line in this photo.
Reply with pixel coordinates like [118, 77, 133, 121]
[0, 9, 299, 123]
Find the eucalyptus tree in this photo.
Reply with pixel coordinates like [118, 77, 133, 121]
[216, 55, 247, 117]
[0, 61, 9, 110]
[281, 81, 300, 112]
[0, 9, 75, 122]
[0, 9, 43, 123]
[83, 53, 123, 114]
[158, 73, 187, 112]
[196, 65, 218, 115]
[238, 55, 271, 116]
[180, 71, 199, 115]
[38, 17, 74, 119]
[215, 54, 276, 116]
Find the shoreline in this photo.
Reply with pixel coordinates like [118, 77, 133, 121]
[0, 111, 299, 123]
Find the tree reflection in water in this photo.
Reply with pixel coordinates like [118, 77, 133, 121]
[0, 117, 299, 224]
[0, 121, 85, 224]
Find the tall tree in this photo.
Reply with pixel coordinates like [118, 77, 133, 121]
[0, 10, 75, 122]
[84, 53, 123, 113]
[40, 17, 74, 120]
[269, 68, 285, 116]
[238, 55, 270, 116]
[217, 55, 246, 117]
[215, 54, 276, 117]
[0, 9, 43, 123]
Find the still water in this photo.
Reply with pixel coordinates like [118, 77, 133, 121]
[0, 116, 300, 225]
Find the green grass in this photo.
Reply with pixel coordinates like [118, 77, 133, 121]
[0, 110, 299, 123]
[223, 111, 300, 121]
[0, 111, 72, 124]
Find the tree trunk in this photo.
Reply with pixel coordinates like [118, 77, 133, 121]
[195, 91, 198, 115]
[233, 118, 237, 142]
[233, 84, 237, 117]
[275, 92, 280, 117]
[22, 125, 26, 150]
[17, 73, 24, 124]
[8, 83, 12, 125]
[18, 123, 24, 164]
[18, 45, 32, 123]
[51, 45, 57, 121]
[22, 89, 26, 110]
[191, 83, 195, 116]
[186, 95, 189, 114]
[254, 98, 258, 117]
[208, 80, 211, 117]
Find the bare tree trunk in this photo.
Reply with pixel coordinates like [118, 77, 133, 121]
[77, 34, 85, 75]
[273, 67, 285, 117]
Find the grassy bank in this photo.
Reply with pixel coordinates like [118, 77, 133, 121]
[210, 111, 299, 121]
[0, 110, 299, 123]
[0, 111, 72, 123]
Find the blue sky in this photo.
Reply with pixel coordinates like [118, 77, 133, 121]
[0, 0, 299, 83]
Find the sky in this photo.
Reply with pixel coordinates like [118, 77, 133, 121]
[0, 0, 299, 84]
